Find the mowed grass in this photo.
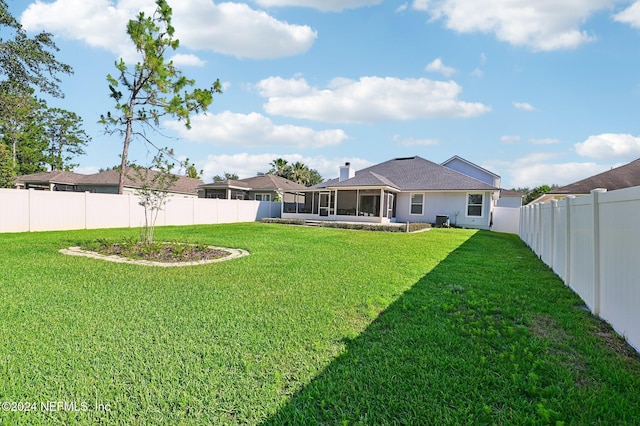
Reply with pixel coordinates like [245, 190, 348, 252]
[0, 223, 638, 425]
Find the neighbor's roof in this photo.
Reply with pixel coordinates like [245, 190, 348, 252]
[15, 171, 85, 185]
[16, 168, 203, 195]
[500, 189, 523, 197]
[80, 168, 203, 195]
[316, 156, 498, 191]
[548, 158, 640, 195]
[198, 174, 306, 191]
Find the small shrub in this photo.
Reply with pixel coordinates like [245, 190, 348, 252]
[260, 218, 431, 233]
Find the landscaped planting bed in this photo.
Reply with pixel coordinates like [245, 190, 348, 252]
[0, 223, 638, 424]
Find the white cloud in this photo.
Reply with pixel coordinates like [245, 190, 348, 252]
[412, 0, 615, 51]
[396, 3, 409, 13]
[73, 165, 101, 175]
[470, 68, 483, 77]
[170, 53, 206, 67]
[253, 0, 381, 12]
[21, 0, 316, 60]
[256, 76, 490, 123]
[164, 111, 348, 148]
[574, 133, 640, 160]
[614, 1, 640, 29]
[393, 135, 439, 147]
[198, 153, 372, 181]
[513, 101, 537, 111]
[488, 152, 610, 188]
[501, 135, 520, 144]
[425, 58, 457, 77]
[530, 138, 559, 145]
[21, 0, 142, 61]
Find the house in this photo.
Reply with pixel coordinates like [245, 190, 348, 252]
[281, 156, 500, 230]
[530, 157, 640, 204]
[197, 174, 307, 201]
[15, 168, 203, 197]
[496, 189, 523, 208]
[441, 155, 501, 187]
[442, 155, 521, 208]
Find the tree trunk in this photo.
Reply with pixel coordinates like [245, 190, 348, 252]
[118, 114, 134, 195]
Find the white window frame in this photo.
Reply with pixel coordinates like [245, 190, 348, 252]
[466, 193, 484, 218]
[410, 193, 424, 215]
[255, 193, 271, 202]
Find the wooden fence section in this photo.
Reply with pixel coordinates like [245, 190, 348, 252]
[520, 186, 640, 352]
[0, 189, 281, 233]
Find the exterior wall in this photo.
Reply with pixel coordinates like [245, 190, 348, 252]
[442, 158, 499, 187]
[396, 192, 493, 230]
[0, 189, 281, 233]
[497, 195, 522, 208]
[75, 185, 119, 194]
[520, 186, 640, 353]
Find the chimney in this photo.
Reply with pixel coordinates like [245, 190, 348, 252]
[339, 162, 355, 182]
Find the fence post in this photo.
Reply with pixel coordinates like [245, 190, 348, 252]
[565, 196, 574, 287]
[84, 191, 89, 229]
[591, 188, 606, 316]
[550, 200, 557, 270]
[28, 189, 33, 232]
[534, 203, 542, 256]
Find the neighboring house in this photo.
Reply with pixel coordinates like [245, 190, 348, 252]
[496, 189, 523, 208]
[197, 174, 307, 201]
[15, 168, 203, 197]
[530, 157, 640, 204]
[281, 156, 500, 230]
[14, 171, 86, 192]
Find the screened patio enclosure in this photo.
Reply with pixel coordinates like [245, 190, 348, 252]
[282, 188, 397, 223]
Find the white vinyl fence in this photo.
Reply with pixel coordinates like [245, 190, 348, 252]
[0, 189, 281, 233]
[520, 187, 640, 352]
[491, 206, 520, 234]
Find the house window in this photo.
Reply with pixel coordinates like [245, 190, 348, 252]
[410, 193, 423, 215]
[467, 193, 483, 217]
[255, 193, 271, 201]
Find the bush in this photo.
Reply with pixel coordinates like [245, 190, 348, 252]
[260, 218, 431, 233]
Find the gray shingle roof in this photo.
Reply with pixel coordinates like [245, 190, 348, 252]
[331, 171, 400, 188]
[16, 168, 203, 195]
[319, 156, 497, 191]
[198, 174, 306, 191]
[549, 158, 640, 195]
[241, 175, 307, 190]
[16, 171, 85, 185]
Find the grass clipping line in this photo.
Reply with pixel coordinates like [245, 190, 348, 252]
[59, 244, 249, 267]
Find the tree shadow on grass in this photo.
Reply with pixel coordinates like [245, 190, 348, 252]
[261, 231, 640, 425]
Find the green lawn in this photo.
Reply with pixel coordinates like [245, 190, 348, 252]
[0, 223, 638, 425]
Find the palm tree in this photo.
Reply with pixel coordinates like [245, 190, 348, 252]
[289, 161, 308, 185]
[269, 158, 289, 177]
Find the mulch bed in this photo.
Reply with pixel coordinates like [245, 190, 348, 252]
[96, 242, 231, 263]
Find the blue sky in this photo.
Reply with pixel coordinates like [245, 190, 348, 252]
[13, 0, 640, 188]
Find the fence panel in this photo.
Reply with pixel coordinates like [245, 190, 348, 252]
[193, 198, 219, 225]
[0, 189, 29, 232]
[567, 197, 596, 309]
[0, 189, 282, 233]
[597, 186, 640, 351]
[491, 207, 520, 234]
[86, 193, 132, 229]
[519, 187, 640, 352]
[29, 191, 86, 231]
[552, 200, 567, 280]
[540, 203, 554, 265]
